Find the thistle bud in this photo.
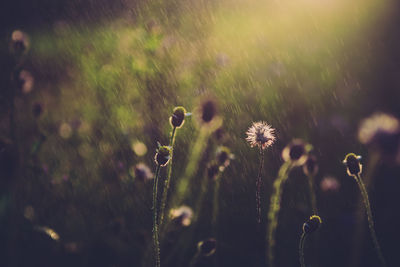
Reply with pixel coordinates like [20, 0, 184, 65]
[154, 145, 172, 167]
[169, 106, 187, 128]
[303, 215, 322, 234]
[343, 153, 362, 176]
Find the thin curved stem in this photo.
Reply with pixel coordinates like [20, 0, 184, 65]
[159, 127, 177, 226]
[256, 148, 265, 224]
[153, 165, 161, 267]
[307, 175, 318, 215]
[266, 161, 292, 267]
[355, 173, 387, 267]
[299, 232, 307, 267]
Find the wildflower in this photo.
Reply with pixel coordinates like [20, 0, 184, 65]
[282, 139, 311, 166]
[169, 206, 193, 226]
[245, 121, 276, 150]
[154, 145, 172, 167]
[358, 113, 400, 158]
[133, 163, 154, 181]
[303, 155, 318, 177]
[303, 215, 322, 234]
[343, 153, 362, 176]
[197, 238, 217, 257]
[169, 106, 188, 128]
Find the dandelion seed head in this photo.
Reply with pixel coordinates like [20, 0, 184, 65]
[245, 121, 276, 150]
[343, 153, 362, 176]
[169, 205, 193, 226]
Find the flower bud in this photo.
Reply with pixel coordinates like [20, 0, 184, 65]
[169, 106, 187, 128]
[303, 215, 322, 234]
[343, 153, 362, 176]
[154, 145, 172, 167]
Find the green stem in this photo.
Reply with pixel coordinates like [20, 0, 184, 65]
[159, 127, 177, 226]
[193, 172, 209, 222]
[354, 174, 387, 267]
[153, 165, 161, 267]
[173, 127, 209, 205]
[266, 161, 292, 267]
[299, 232, 307, 267]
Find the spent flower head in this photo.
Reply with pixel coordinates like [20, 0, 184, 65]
[154, 144, 172, 167]
[170, 106, 189, 128]
[303, 215, 322, 234]
[282, 139, 312, 166]
[246, 121, 276, 150]
[343, 153, 362, 176]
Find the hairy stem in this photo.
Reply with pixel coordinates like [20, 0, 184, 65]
[355, 174, 387, 267]
[153, 165, 161, 267]
[159, 127, 177, 226]
[256, 148, 265, 224]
